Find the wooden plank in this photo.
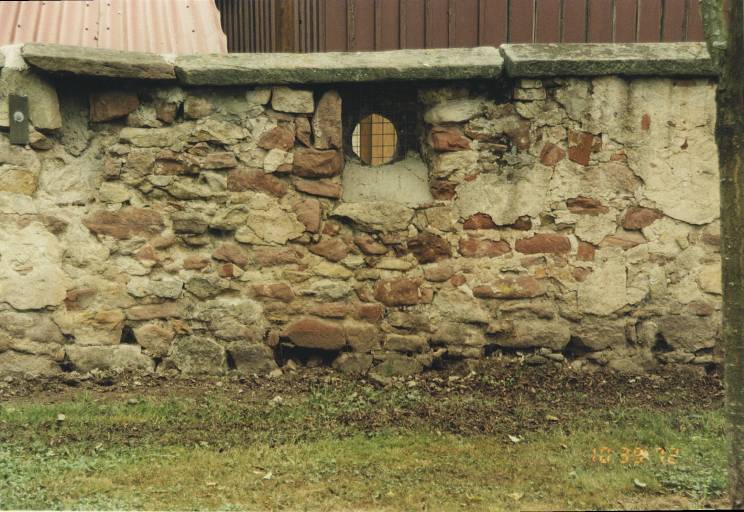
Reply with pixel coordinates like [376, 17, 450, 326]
[614, 0, 638, 42]
[478, 0, 508, 45]
[662, 0, 686, 41]
[377, 0, 400, 50]
[685, 0, 704, 40]
[425, 0, 449, 48]
[402, 0, 426, 48]
[562, 0, 587, 42]
[276, 0, 295, 52]
[509, 0, 535, 42]
[535, 0, 561, 43]
[588, 0, 613, 42]
[452, 0, 479, 47]
[354, 0, 375, 50]
[637, 0, 662, 41]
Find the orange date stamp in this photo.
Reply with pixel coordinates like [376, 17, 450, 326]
[591, 446, 680, 465]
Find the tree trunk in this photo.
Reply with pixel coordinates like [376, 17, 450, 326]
[716, 0, 744, 507]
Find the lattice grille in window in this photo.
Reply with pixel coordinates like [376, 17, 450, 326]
[341, 84, 419, 166]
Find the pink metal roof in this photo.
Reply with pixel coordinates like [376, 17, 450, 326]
[0, 0, 227, 55]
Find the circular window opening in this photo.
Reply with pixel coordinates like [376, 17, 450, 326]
[351, 114, 398, 166]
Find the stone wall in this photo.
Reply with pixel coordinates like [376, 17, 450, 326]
[0, 44, 721, 380]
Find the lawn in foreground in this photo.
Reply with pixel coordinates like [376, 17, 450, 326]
[0, 367, 727, 510]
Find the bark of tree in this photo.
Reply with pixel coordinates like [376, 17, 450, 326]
[701, 0, 744, 507]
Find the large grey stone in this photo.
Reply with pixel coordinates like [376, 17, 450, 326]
[175, 47, 503, 85]
[501, 43, 716, 77]
[0, 68, 61, 130]
[332, 201, 414, 232]
[168, 336, 227, 375]
[66, 345, 154, 373]
[21, 43, 176, 80]
[0, 222, 69, 310]
[0, 351, 61, 377]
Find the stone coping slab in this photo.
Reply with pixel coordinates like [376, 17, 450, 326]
[12, 42, 718, 84]
[174, 47, 503, 85]
[21, 43, 177, 80]
[501, 42, 716, 77]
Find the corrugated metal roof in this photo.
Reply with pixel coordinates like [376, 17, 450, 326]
[0, 0, 227, 55]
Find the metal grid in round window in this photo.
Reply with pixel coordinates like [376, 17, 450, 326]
[341, 84, 419, 166]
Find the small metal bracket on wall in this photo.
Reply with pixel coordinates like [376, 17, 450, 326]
[9, 94, 29, 145]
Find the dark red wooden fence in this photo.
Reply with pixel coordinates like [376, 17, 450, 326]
[215, 0, 707, 53]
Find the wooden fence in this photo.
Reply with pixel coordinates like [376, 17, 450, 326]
[215, 0, 709, 53]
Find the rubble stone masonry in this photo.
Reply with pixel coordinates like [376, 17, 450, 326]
[0, 43, 722, 380]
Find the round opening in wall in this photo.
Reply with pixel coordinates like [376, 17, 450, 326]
[351, 114, 398, 166]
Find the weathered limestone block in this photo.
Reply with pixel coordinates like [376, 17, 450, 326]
[499, 317, 572, 350]
[271, 87, 314, 113]
[119, 124, 193, 148]
[424, 98, 484, 124]
[168, 336, 226, 375]
[332, 352, 373, 375]
[52, 308, 125, 345]
[332, 202, 414, 232]
[578, 251, 630, 315]
[227, 341, 277, 374]
[431, 322, 487, 352]
[126, 302, 182, 321]
[313, 90, 342, 149]
[455, 164, 551, 225]
[0, 138, 41, 196]
[194, 297, 266, 342]
[0, 222, 69, 310]
[344, 321, 382, 352]
[0, 310, 65, 343]
[0, 67, 61, 129]
[22, 43, 176, 79]
[384, 334, 429, 353]
[234, 194, 305, 245]
[573, 316, 629, 350]
[0, 351, 61, 377]
[126, 276, 183, 299]
[656, 314, 718, 352]
[433, 288, 490, 324]
[431, 150, 479, 180]
[282, 317, 346, 350]
[133, 322, 174, 357]
[697, 264, 722, 295]
[66, 345, 154, 373]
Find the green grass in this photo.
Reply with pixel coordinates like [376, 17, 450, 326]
[0, 383, 727, 511]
